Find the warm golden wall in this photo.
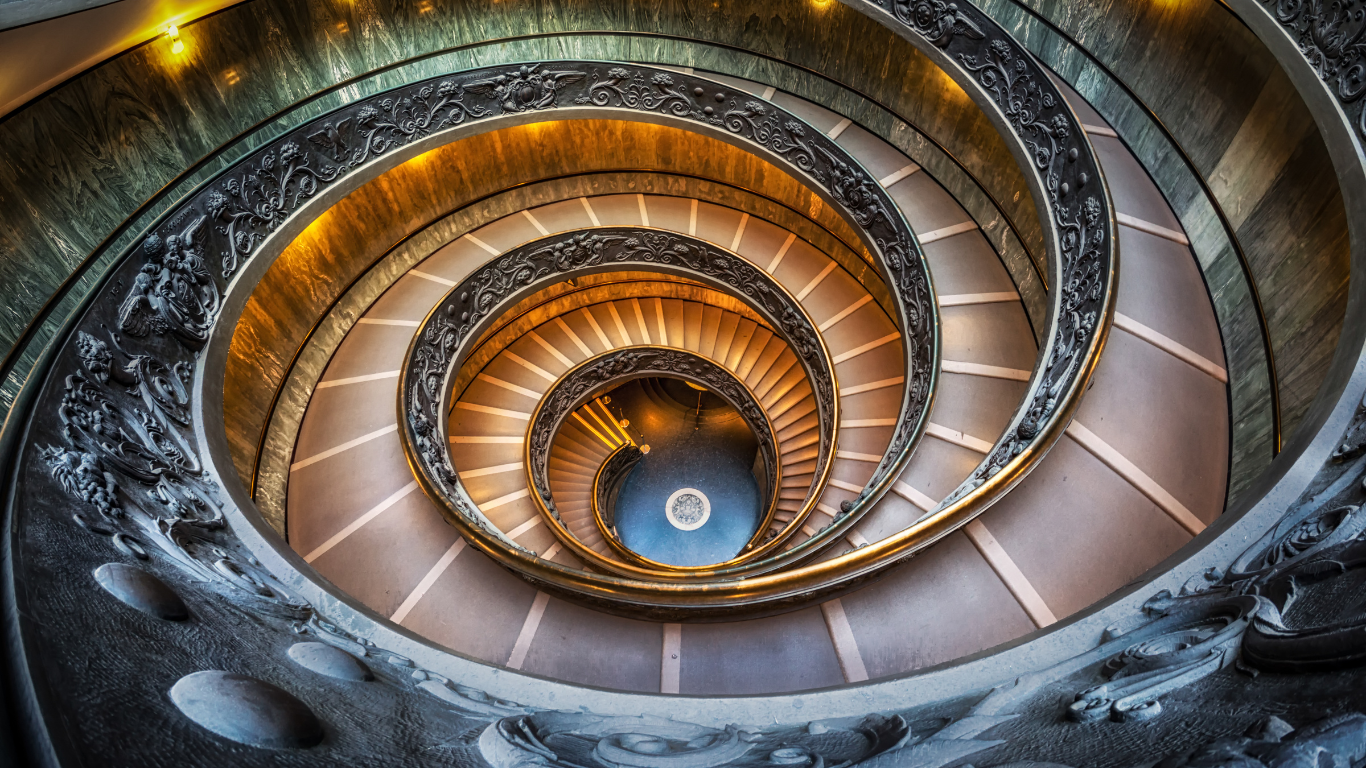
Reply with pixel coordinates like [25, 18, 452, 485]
[223, 119, 869, 487]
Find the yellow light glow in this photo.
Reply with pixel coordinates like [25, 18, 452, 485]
[167, 24, 185, 55]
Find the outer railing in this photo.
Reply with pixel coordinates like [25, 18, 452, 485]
[393, 59, 1112, 609]
[6, 2, 1366, 764]
[10, 38, 1108, 617]
[526, 346, 783, 573]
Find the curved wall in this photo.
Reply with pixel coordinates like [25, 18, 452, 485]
[5, 1, 1366, 765]
[223, 120, 875, 494]
[0, 0, 1044, 403]
[982, 0, 1350, 470]
[0, 0, 1342, 523]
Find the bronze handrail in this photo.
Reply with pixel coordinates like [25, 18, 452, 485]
[590, 442, 645, 565]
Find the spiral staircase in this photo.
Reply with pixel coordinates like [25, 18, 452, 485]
[2, 1, 1365, 766]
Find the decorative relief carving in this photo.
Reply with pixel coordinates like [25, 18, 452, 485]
[478, 711, 914, 768]
[6, 38, 1363, 768]
[869, 0, 1115, 506]
[93, 62, 935, 566]
[468, 64, 587, 113]
[207, 143, 341, 278]
[475, 703, 1031, 768]
[1260, 0, 1366, 137]
[577, 64, 936, 512]
[582, 68, 699, 117]
[40, 331, 303, 613]
[347, 81, 485, 164]
[971, 412, 1366, 728]
[117, 216, 220, 347]
[721, 101, 819, 172]
[1156, 713, 1366, 767]
[893, 0, 987, 47]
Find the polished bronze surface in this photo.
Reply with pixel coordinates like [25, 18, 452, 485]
[401, 226, 842, 578]
[453, 277, 771, 408]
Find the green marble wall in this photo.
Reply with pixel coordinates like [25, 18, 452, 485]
[0, 0, 1046, 419]
[977, 0, 1351, 503]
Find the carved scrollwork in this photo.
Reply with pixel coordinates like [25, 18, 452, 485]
[721, 101, 819, 172]
[348, 81, 489, 164]
[478, 711, 913, 768]
[996, 430, 1366, 725]
[466, 64, 586, 113]
[1155, 713, 1366, 767]
[207, 143, 342, 278]
[118, 216, 220, 347]
[861, 4, 1114, 506]
[893, 0, 987, 47]
[92, 62, 935, 571]
[581, 67, 701, 117]
[1260, 0, 1366, 137]
[1066, 593, 1261, 724]
[39, 328, 304, 612]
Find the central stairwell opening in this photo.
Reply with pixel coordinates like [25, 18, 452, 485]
[606, 377, 764, 567]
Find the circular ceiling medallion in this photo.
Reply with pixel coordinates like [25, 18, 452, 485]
[665, 488, 711, 531]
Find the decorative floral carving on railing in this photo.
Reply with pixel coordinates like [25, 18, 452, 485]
[207, 144, 342, 278]
[863, 0, 1115, 509]
[1260, 0, 1366, 136]
[581, 67, 698, 116]
[402, 229, 828, 555]
[721, 101, 819, 172]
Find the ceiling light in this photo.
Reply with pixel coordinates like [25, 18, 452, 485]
[167, 24, 185, 55]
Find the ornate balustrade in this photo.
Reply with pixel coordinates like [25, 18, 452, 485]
[591, 443, 644, 559]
